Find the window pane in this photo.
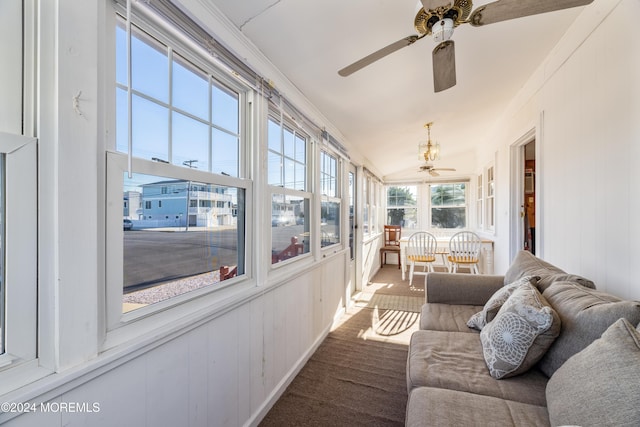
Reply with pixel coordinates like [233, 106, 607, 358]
[321, 201, 340, 247]
[132, 95, 169, 161]
[320, 152, 337, 198]
[283, 127, 295, 159]
[283, 158, 295, 189]
[430, 183, 466, 229]
[271, 194, 309, 264]
[212, 128, 238, 177]
[294, 134, 305, 163]
[173, 56, 209, 120]
[268, 119, 281, 152]
[268, 117, 307, 191]
[268, 151, 282, 186]
[131, 27, 168, 103]
[172, 111, 209, 171]
[122, 172, 245, 311]
[431, 207, 466, 229]
[212, 83, 239, 133]
[386, 186, 417, 230]
[294, 162, 306, 191]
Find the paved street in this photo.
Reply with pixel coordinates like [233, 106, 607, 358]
[123, 228, 239, 291]
[123, 223, 336, 290]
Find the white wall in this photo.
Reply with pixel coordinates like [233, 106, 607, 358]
[486, 0, 640, 300]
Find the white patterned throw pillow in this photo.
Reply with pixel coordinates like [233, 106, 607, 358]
[467, 275, 539, 331]
[480, 283, 560, 379]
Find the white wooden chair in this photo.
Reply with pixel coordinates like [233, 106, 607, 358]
[448, 231, 482, 274]
[406, 232, 438, 285]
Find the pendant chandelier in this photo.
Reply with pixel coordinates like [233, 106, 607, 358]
[418, 122, 440, 162]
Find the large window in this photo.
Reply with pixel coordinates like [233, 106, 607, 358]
[386, 185, 418, 232]
[108, 12, 248, 323]
[320, 151, 340, 247]
[268, 116, 311, 264]
[430, 183, 467, 229]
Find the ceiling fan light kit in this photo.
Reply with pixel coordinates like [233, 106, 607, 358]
[418, 122, 456, 176]
[419, 122, 440, 162]
[432, 18, 455, 43]
[338, 0, 594, 92]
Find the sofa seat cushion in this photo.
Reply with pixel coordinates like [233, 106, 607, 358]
[407, 330, 548, 406]
[406, 387, 550, 427]
[538, 281, 640, 377]
[480, 283, 560, 379]
[546, 318, 640, 427]
[504, 250, 595, 291]
[420, 303, 483, 332]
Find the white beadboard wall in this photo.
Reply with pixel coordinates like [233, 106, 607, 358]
[486, 0, 640, 300]
[4, 256, 346, 427]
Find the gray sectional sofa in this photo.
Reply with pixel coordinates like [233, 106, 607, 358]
[406, 250, 640, 427]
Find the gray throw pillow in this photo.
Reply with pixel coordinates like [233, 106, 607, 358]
[538, 282, 640, 377]
[546, 318, 640, 427]
[467, 275, 538, 330]
[480, 283, 560, 379]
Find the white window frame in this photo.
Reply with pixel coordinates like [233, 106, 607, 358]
[104, 4, 253, 344]
[385, 185, 419, 233]
[320, 150, 341, 249]
[428, 181, 469, 230]
[105, 153, 251, 331]
[267, 113, 313, 267]
[0, 133, 43, 394]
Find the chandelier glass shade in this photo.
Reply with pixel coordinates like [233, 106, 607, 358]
[418, 122, 440, 161]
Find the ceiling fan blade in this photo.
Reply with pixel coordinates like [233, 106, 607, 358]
[338, 34, 425, 77]
[432, 40, 456, 92]
[433, 168, 456, 172]
[429, 170, 440, 177]
[420, 0, 452, 10]
[469, 0, 594, 27]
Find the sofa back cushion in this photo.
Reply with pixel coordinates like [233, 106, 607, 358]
[504, 251, 595, 291]
[538, 282, 640, 377]
[546, 318, 640, 426]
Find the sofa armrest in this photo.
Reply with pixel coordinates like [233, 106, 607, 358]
[425, 273, 505, 305]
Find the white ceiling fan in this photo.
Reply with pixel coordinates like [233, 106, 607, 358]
[418, 163, 456, 177]
[338, 0, 594, 92]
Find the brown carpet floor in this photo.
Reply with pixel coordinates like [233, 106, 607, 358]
[260, 267, 421, 426]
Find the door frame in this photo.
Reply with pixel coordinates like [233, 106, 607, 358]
[509, 127, 536, 263]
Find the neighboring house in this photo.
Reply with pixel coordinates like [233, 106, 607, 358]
[138, 180, 234, 228]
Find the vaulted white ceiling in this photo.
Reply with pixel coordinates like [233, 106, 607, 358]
[201, 0, 587, 180]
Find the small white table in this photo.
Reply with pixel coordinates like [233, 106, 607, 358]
[399, 235, 494, 279]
